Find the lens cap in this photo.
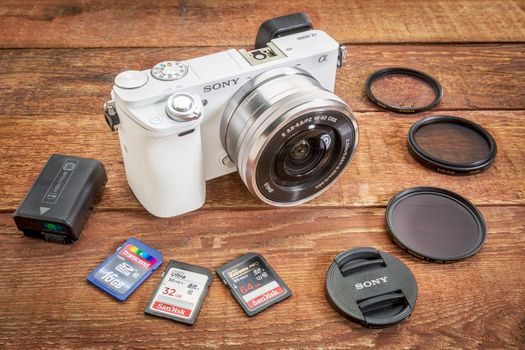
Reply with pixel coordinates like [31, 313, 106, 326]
[365, 67, 443, 113]
[386, 187, 487, 263]
[408, 115, 497, 175]
[326, 247, 417, 328]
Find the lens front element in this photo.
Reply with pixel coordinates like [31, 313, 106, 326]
[277, 128, 330, 180]
[289, 139, 313, 162]
[256, 110, 355, 203]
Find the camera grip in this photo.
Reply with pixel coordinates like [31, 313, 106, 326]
[118, 114, 205, 218]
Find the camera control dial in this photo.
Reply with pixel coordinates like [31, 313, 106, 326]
[165, 93, 202, 122]
[115, 70, 148, 89]
[151, 61, 188, 81]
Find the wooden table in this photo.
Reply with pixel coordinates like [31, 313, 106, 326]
[0, 1, 524, 349]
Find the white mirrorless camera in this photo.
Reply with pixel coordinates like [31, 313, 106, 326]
[104, 13, 359, 217]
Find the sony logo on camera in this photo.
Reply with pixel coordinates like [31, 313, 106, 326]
[203, 78, 240, 93]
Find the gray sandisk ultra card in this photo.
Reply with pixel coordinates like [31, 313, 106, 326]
[216, 252, 292, 316]
[145, 260, 213, 325]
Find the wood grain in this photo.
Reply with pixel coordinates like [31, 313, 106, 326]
[0, 44, 524, 117]
[0, 206, 523, 349]
[0, 0, 524, 48]
[1, 1, 524, 349]
[0, 111, 523, 211]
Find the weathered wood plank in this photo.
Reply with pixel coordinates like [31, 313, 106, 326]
[0, 111, 523, 211]
[0, 44, 523, 117]
[0, 206, 523, 349]
[1, 1, 523, 349]
[0, 1, 524, 48]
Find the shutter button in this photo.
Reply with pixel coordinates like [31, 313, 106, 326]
[173, 95, 193, 112]
[166, 93, 202, 122]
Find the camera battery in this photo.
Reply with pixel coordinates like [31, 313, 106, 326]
[145, 260, 213, 325]
[216, 252, 292, 316]
[13, 154, 107, 244]
[87, 237, 163, 301]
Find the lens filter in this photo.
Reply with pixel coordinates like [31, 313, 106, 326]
[386, 187, 487, 263]
[365, 67, 443, 113]
[408, 115, 497, 175]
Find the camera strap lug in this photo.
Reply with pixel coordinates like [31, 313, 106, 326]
[337, 44, 348, 68]
[103, 100, 120, 131]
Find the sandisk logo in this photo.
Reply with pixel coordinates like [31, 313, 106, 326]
[120, 249, 151, 269]
[152, 302, 190, 317]
[248, 287, 282, 308]
[355, 276, 388, 290]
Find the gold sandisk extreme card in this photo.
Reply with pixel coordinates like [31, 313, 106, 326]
[216, 252, 292, 316]
[145, 260, 212, 325]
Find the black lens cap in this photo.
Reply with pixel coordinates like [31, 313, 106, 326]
[386, 187, 487, 263]
[408, 115, 497, 175]
[326, 247, 417, 328]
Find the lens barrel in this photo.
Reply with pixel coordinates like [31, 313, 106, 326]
[221, 67, 358, 205]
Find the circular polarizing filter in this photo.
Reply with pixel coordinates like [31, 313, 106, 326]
[386, 187, 487, 263]
[365, 67, 443, 113]
[408, 116, 497, 175]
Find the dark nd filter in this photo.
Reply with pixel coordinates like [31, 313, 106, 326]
[408, 116, 497, 175]
[365, 67, 443, 113]
[386, 187, 487, 263]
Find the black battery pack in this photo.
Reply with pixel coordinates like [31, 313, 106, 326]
[13, 154, 107, 244]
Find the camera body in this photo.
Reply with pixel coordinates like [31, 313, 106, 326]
[105, 17, 357, 218]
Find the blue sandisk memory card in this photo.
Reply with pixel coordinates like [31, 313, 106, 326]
[87, 237, 162, 301]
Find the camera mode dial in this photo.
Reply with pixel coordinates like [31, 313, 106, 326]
[166, 93, 202, 122]
[151, 61, 188, 81]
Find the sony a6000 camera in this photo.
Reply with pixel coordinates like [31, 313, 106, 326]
[104, 13, 359, 217]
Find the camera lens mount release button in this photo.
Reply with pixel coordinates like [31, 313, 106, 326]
[151, 61, 188, 81]
[115, 70, 148, 89]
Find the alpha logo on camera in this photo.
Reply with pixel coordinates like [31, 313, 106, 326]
[355, 276, 388, 290]
[203, 78, 240, 93]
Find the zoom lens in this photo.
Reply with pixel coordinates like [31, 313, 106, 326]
[221, 67, 359, 205]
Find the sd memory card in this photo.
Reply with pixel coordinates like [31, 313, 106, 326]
[217, 252, 292, 316]
[145, 260, 213, 325]
[87, 237, 162, 301]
